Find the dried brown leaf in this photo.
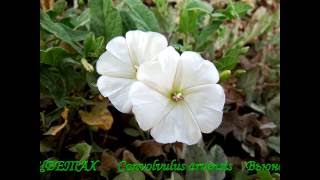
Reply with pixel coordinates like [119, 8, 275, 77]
[216, 111, 238, 138]
[143, 0, 154, 6]
[246, 135, 269, 157]
[97, 151, 119, 172]
[61, 107, 69, 120]
[114, 147, 126, 158]
[227, 156, 243, 167]
[133, 140, 166, 158]
[43, 107, 69, 136]
[173, 142, 184, 159]
[237, 113, 259, 130]
[163, 144, 171, 153]
[223, 85, 245, 107]
[259, 116, 277, 137]
[240, 56, 256, 70]
[216, 111, 259, 141]
[123, 150, 139, 163]
[79, 103, 113, 130]
[163, 143, 184, 159]
[234, 113, 259, 141]
[122, 150, 155, 179]
[40, 0, 54, 11]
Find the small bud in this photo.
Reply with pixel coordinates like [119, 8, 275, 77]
[240, 46, 250, 54]
[81, 58, 94, 72]
[235, 69, 246, 77]
[219, 70, 231, 82]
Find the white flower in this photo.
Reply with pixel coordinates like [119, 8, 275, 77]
[96, 30, 168, 113]
[129, 47, 225, 145]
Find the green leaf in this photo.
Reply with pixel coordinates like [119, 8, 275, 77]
[40, 11, 86, 54]
[124, 128, 140, 137]
[216, 47, 243, 71]
[255, 171, 273, 180]
[178, 9, 197, 34]
[267, 136, 280, 154]
[52, 0, 67, 16]
[60, 23, 89, 41]
[220, 2, 252, 19]
[179, 0, 213, 34]
[119, 10, 137, 32]
[86, 72, 99, 92]
[195, 20, 222, 51]
[40, 141, 52, 153]
[171, 43, 189, 53]
[113, 171, 145, 180]
[71, 8, 90, 30]
[238, 69, 259, 104]
[184, 0, 213, 14]
[122, 0, 160, 31]
[40, 61, 86, 107]
[266, 94, 280, 126]
[40, 47, 67, 66]
[83, 33, 105, 58]
[40, 66, 67, 107]
[69, 142, 92, 160]
[154, 0, 169, 16]
[63, 8, 80, 19]
[231, 2, 252, 17]
[89, 0, 123, 42]
[41, 108, 65, 129]
[185, 144, 210, 180]
[91, 142, 104, 153]
[234, 171, 249, 180]
[208, 145, 228, 180]
[64, 96, 95, 106]
[153, 0, 175, 33]
[59, 64, 87, 93]
[46, 0, 67, 17]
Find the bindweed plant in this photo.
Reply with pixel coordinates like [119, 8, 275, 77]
[40, 0, 279, 179]
[40, 0, 251, 117]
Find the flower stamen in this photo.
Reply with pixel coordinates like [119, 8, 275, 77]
[172, 92, 184, 102]
[134, 65, 139, 72]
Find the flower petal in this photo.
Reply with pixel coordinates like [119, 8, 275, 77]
[183, 84, 225, 133]
[106, 36, 132, 66]
[96, 36, 136, 77]
[126, 30, 168, 66]
[137, 46, 180, 95]
[97, 76, 135, 113]
[130, 82, 174, 131]
[150, 103, 202, 145]
[175, 51, 220, 90]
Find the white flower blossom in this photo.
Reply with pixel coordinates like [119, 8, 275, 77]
[96, 30, 168, 113]
[129, 47, 225, 145]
